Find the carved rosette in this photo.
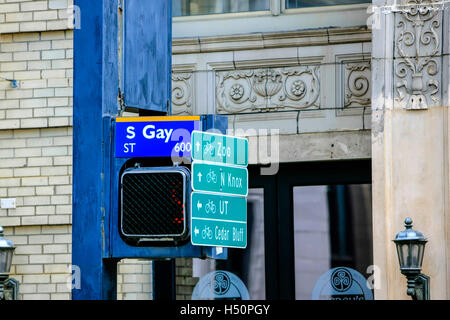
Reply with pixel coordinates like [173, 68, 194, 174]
[394, 0, 442, 110]
[344, 63, 371, 108]
[171, 72, 193, 115]
[216, 66, 320, 114]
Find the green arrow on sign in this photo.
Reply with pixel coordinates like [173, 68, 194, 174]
[192, 162, 248, 196]
[191, 131, 248, 166]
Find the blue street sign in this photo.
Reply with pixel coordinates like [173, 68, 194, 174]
[115, 116, 200, 158]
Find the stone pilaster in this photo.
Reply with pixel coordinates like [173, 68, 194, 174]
[371, 0, 450, 299]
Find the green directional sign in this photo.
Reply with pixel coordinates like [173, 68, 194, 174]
[191, 131, 248, 166]
[191, 192, 247, 248]
[191, 218, 247, 248]
[192, 162, 248, 196]
[190, 131, 248, 248]
[191, 192, 247, 222]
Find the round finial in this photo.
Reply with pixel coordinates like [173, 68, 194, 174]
[404, 217, 413, 229]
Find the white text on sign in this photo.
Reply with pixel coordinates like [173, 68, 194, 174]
[125, 125, 174, 143]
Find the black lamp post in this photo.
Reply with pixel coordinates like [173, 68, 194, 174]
[393, 218, 429, 300]
[0, 226, 15, 300]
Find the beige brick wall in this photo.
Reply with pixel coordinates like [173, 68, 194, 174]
[0, 126, 72, 226]
[117, 259, 153, 300]
[0, 0, 73, 34]
[117, 259, 197, 300]
[0, 31, 73, 130]
[176, 258, 198, 300]
[3, 224, 71, 300]
[0, 0, 74, 296]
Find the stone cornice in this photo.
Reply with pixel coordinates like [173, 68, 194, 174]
[172, 26, 371, 54]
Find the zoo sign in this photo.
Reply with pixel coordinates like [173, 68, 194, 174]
[191, 131, 248, 166]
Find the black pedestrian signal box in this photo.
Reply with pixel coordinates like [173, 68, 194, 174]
[120, 166, 190, 245]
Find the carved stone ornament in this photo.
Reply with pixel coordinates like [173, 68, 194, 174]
[216, 66, 320, 114]
[344, 63, 371, 108]
[394, 0, 442, 110]
[171, 72, 193, 115]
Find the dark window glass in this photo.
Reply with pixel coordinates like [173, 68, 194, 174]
[293, 184, 373, 299]
[173, 0, 270, 17]
[286, 0, 370, 9]
[186, 188, 266, 300]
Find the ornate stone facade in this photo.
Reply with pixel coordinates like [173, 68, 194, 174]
[394, 0, 442, 110]
[215, 66, 320, 114]
[336, 54, 371, 118]
[344, 63, 371, 108]
[371, 0, 450, 300]
[171, 72, 193, 115]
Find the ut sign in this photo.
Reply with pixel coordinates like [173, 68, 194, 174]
[73, 0, 225, 300]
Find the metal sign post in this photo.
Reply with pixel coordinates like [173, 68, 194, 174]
[73, 0, 227, 300]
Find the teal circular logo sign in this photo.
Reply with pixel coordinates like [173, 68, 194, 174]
[311, 267, 373, 300]
[211, 271, 231, 295]
[192, 270, 250, 300]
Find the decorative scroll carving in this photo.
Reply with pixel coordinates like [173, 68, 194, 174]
[344, 63, 371, 108]
[171, 73, 193, 115]
[394, 0, 442, 110]
[216, 66, 320, 114]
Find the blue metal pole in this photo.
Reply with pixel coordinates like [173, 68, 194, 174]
[72, 0, 119, 300]
[72, 0, 225, 300]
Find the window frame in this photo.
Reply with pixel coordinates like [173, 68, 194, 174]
[172, 0, 372, 18]
[172, 1, 371, 38]
[284, 0, 371, 11]
[172, 0, 278, 17]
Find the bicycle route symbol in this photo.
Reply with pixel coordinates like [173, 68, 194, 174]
[204, 142, 214, 156]
[206, 169, 217, 184]
[205, 200, 216, 214]
[201, 226, 213, 240]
